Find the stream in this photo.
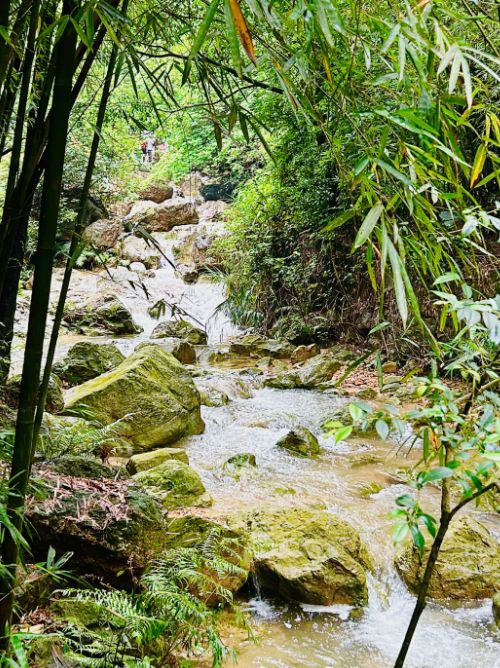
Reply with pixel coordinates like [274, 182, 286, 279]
[12, 196, 500, 667]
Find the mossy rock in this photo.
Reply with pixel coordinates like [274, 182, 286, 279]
[224, 452, 257, 468]
[63, 292, 142, 335]
[197, 384, 230, 407]
[136, 338, 196, 365]
[53, 341, 125, 386]
[47, 455, 126, 479]
[266, 356, 340, 389]
[230, 507, 372, 606]
[151, 318, 207, 344]
[396, 516, 500, 600]
[164, 515, 251, 598]
[126, 447, 189, 474]
[133, 460, 212, 509]
[5, 373, 64, 414]
[275, 427, 320, 457]
[229, 334, 294, 359]
[64, 345, 204, 452]
[26, 478, 167, 586]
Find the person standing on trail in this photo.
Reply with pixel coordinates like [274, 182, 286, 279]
[147, 137, 154, 163]
[140, 140, 147, 163]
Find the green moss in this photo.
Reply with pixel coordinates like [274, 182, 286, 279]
[276, 427, 320, 457]
[64, 345, 204, 451]
[134, 460, 212, 509]
[230, 507, 373, 606]
[396, 516, 500, 600]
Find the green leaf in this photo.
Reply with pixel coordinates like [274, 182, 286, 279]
[376, 159, 412, 187]
[353, 202, 384, 249]
[375, 419, 390, 440]
[182, 0, 221, 85]
[387, 239, 408, 327]
[348, 403, 364, 423]
[368, 321, 391, 335]
[433, 272, 461, 286]
[392, 522, 409, 543]
[421, 513, 437, 538]
[334, 426, 353, 443]
[411, 524, 425, 553]
[323, 209, 356, 232]
[396, 494, 416, 508]
[420, 467, 454, 484]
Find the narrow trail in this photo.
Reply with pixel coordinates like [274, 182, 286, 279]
[13, 182, 500, 668]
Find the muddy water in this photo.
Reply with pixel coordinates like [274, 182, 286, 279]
[13, 199, 500, 666]
[180, 380, 499, 667]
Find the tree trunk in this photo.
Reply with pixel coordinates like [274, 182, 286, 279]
[33, 0, 128, 452]
[0, 4, 77, 650]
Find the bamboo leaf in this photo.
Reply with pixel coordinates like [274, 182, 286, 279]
[448, 50, 461, 93]
[228, 0, 256, 65]
[461, 54, 473, 108]
[470, 143, 487, 187]
[387, 239, 408, 327]
[182, 0, 221, 85]
[353, 202, 384, 249]
[224, 0, 243, 77]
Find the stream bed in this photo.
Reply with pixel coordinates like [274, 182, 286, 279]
[13, 199, 499, 667]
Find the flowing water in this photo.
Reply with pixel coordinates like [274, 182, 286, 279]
[13, 198, 500, 667]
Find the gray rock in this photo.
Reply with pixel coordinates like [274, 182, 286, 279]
[82, 218, 123, 250]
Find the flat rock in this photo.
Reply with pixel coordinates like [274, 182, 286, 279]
[133, 460, 212, 509]
[126, 447, 189, 474]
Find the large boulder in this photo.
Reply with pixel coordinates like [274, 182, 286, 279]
[136, 338, 196, 365]
[119, 235, 161, 269]
[267, 355, 340, 389]
[63, 293, 142, 336]
[26, 472, 167, 586]
[127, 197, 198, 232]
[64, 345, 204, 451]
[5, 374, 64, 414]
[164, 515, 251, 599]
[396, 516, 500, 600]
[276, 427, 320, 457]
[133, 460, 212, 509]
[82, 218, 123, 250]
[151, 319, 207, 345]
[231, 507, 372, 606]
[139, 182, 174, 203]
[229, 334, 294, 359]
[148, 197, 198, 231]
[126, 447, 189, 474]
[53, 341, 125, 386]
